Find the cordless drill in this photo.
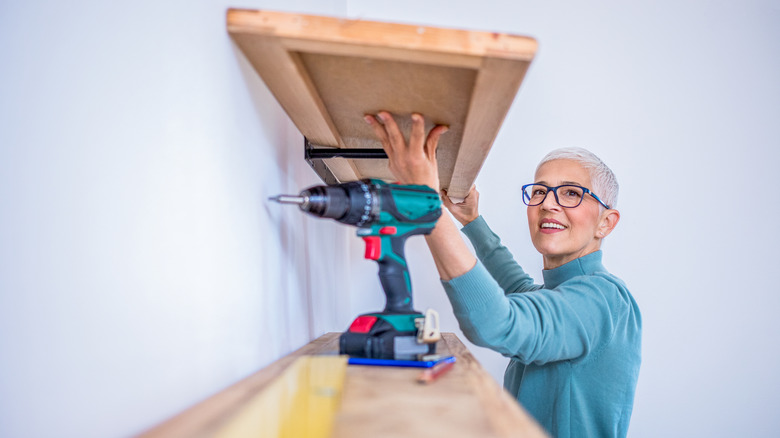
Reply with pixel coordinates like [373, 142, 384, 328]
[269, 179, 442, 360]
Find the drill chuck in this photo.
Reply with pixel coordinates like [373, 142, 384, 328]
[270, 181, 378, 227]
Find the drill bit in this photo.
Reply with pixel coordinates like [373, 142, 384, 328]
[268, 194, 307, 205]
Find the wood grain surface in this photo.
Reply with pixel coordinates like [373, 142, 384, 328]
[138, 333, 547, 437]
[137, 335, 339, 438]
[227, 9, 537, 199]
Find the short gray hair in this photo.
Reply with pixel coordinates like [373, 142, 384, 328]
[536, 147, 619, 209]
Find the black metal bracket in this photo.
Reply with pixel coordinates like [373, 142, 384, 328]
[304, 137, 388, 184]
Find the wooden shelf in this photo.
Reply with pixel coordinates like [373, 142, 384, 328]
[227, 9, 537, 199]
[138, 333, 547, 437]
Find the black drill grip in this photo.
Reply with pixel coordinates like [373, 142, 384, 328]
[378, 233, 417, 314]
[378, 264, 410, 313]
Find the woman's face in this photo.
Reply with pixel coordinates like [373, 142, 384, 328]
[527, 159, 615, 269]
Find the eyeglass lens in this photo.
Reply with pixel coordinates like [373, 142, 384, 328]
[524, 184, 585, 207]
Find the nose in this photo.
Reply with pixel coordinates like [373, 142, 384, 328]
[540, 190, 562, 212]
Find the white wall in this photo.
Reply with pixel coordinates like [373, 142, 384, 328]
[347, 1, 780, 437]
[1, 0, 779, 437]
[0, 1, 353, 437]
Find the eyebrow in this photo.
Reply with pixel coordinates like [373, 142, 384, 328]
[534, 180, 584, 186]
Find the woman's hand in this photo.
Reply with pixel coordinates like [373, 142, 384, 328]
[365, 111, 477, 281]
[442, 185, 480, 226]
[364, 111, 448, 191]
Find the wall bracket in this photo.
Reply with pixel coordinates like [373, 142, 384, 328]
[304, 137, 387, 184]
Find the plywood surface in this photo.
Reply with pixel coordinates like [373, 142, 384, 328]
[227, 9, 537, 198]
[138, 333, 547, 438]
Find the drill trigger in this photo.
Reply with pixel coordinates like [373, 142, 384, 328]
[362, 236, 381, 260]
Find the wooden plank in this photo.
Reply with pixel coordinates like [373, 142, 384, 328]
[283, 38, 483, 69]
[228, 33, 344, 148]
[138, 333, 547, 438]
[137, 334, 341, 438]
[298, 52, 476, 184]
[227, 8, 538, 197]
[226, 10, 537, 61]
[441, 335, 548, 437]
[214, 355, 347, 438]
[446, 57, 533, 199]
[333, 333, 548, 438]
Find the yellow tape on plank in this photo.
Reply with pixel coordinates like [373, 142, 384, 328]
[216, 355, 348, 438]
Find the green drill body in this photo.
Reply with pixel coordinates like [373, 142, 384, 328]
[270, 178, 442, 359]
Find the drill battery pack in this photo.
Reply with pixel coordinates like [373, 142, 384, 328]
[339, 313, 435, 360]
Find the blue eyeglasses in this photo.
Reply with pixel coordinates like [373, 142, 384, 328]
[522, 183, 611, 209]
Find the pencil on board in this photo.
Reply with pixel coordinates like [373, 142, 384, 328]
[417, 357, 456, 384]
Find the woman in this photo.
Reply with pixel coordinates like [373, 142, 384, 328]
[365, 111, 642, 438]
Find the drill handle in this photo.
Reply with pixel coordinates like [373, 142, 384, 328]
[378, 251, 413, 314]
[362, 226, 435, 314]
[366, 231, 418, 314]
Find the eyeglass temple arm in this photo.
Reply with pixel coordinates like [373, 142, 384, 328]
[587, 190, 610, 209]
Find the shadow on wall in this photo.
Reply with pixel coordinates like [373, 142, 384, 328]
[229, 40, 340, 359]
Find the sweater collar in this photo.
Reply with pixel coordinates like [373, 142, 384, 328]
[542, 250, 605, 289]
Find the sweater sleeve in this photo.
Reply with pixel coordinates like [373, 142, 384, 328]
[442, 261, 622, 365]
[460, 216, 539, 294]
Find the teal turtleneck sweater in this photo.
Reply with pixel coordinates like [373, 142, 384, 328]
[441, 216, 641, 438]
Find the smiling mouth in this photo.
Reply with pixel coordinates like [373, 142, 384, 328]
[541, 222, 566, 230]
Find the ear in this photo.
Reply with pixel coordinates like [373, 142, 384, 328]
[596, 209, 620, 239]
